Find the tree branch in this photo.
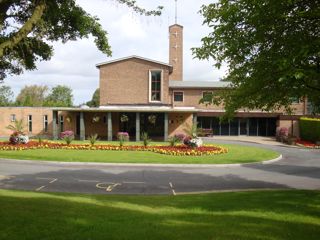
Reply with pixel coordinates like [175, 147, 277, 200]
[0, 0, 46, 57]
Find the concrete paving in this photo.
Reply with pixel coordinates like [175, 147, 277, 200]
[0, 139, 319, 195]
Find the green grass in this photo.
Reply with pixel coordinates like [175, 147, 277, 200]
[0, 189, 319, 240]
[0, 143, 279, 164]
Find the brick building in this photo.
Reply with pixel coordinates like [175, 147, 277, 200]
[0, 24, 312, 140]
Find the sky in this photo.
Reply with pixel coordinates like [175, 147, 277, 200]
[5, 0, 226, 105]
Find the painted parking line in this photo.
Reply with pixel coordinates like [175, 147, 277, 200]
[35, 186, 46, 191]
[169, 182, 176, 196]
[78, 179, 100, 183]
[35, 177, 58, 192]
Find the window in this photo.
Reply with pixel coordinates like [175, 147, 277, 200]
[10, 114, 16, 122]
[60, 115, 64, 132]
[173, 92, 184, 102]
[43, 115, 48, 133]
[150, 70, 162, 102]
[28, 115, 32, 132]
[202, 91, 213, 103]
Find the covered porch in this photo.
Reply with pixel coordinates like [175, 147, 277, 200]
[51, 107, 196, 141]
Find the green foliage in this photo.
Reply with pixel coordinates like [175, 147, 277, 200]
[6, 119, 25, 135]
[88, 133, 99, 146]
[63, 136, 74, 145]
[0, 85, 14, 106]
[299, 117, 320, 142]
[183, 123, 199, 138]
[168, 135, 180, 147]
[141, 132, 151, 147]
[0, 0, 163, 81]
[86, 88, 100, 107]
[193, 0, 320, 117]
[45, 85, 73, 107]
[15, 85, 48, 107]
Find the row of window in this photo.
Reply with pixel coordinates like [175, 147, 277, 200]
[173, 91, 212, 103]
[10, 114, 49, 133]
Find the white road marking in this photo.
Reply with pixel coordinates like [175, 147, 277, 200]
[78, 179, 100, 183]
[35, 185, 46, 191]
[169, 182, 176, 196]
[96, 182, 121, 192]
[123, 181, 146, 184]
[49, 178, 57, 184]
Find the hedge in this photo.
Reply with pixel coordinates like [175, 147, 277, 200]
[299, 117, 320, 142]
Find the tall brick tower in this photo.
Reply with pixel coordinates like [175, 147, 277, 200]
[169, 24, 183, 81]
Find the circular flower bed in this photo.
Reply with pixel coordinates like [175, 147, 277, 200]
[0, 141, 228, 156]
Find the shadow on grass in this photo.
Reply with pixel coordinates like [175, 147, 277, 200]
[0, 189, 320, 240]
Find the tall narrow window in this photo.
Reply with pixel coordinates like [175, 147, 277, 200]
[150, 70, 162, 102]
[43, 115, 48, 133]
[28, 115, 32, 132]
[10, 114, 16, 122]
[60, 115, 64, 132]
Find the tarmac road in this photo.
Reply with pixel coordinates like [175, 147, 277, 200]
[0, 140, 319, 195]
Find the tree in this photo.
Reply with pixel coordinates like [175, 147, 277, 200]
[0, 0, 163, 81]
[193, 0, 320, 117]
[16, 85, 48, 106]
[45, 85, 73, 107]
[86, 88, 100, 107]
[0, 85, 14, 106]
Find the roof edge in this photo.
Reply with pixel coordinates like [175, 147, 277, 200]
[96, 55, 173, 69]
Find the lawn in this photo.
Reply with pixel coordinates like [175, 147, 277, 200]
[0, 189, 319, 240]
[0, 143, 280, 164]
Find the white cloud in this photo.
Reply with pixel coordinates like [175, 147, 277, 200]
[4, 0, 225, 104]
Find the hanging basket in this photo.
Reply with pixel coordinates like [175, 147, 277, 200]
[148, 114, 157, 125]
[120, 114, 129, 123]
[92, 116, 100, 123]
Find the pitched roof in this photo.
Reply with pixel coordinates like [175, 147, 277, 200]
[96, 55, 173, 69]
[169, 80, 231, 89]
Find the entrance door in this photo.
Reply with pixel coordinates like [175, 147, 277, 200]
[239, 118, 248, 135]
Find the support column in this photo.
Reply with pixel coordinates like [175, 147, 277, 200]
[193, 113, 197, 126]
[107, 112, 113, 141]
[80, 112, 85, 141]
[136, 112, 140, 141]
[164, 113, 169, 141]
[52, 111, 58, 140]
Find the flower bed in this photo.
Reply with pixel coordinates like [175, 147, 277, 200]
[296, 140, 320, 149]
[0, 141, 228, 156]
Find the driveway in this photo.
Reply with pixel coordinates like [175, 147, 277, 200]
[0, 140, 319, 195]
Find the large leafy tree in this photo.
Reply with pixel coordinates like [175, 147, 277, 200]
[0, 85, 14, 106]
[193, 0, 320, 116]
[86, 88, 100, 107]
[15, 85, 48, 106]
[0, 0, 162, 81]
[45, 85, 73, 107]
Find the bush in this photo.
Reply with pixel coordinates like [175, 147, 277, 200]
[60, 130, 74, 145]
[117, 132, 129, 147]
[174, 133, 185, 142]
[276, 127, 289, 142]
[168, 135, 180, 147]
[141, 132, 151, 147]
[300, 117, 320, 142]
[88, 133, 99, 146]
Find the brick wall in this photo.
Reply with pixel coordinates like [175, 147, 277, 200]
[99, 58, 171, 106]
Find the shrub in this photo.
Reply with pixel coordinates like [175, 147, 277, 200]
[117, 132, 129, 147]
[174, 133, 185, 142]
[276, 127, 289, 142]
[168, 135, 180, 147]
[88, 133, 99, 146]
[60, 130, 74, 145]
[299, 117, 320, 142]
[141, 132, 151, 147]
